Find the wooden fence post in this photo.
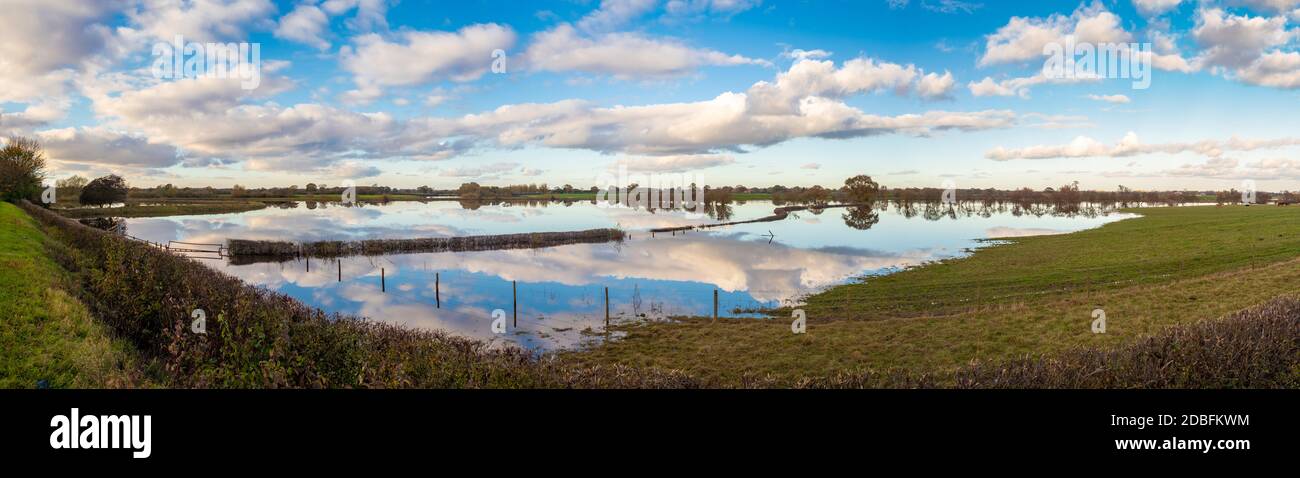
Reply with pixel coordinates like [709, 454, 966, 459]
[604, 286, 610, 329]
[512, 280, 518, 328]
[381, 267, 386, 292]
[713, 289, 718, 321]
[435, 272, 441, 308]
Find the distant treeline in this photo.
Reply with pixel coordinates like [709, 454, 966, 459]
[65, 175, 1300, 208]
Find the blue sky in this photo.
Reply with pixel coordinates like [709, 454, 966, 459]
[4, 0, 1300, 191]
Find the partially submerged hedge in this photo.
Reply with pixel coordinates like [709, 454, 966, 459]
[226, 228, 625, 260]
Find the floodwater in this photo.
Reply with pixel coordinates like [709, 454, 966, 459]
[121, 200, 1137, 351]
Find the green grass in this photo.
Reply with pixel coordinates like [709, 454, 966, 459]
[0, 202, 143, 388]
[52, 194, 434, 218]
[56, 201, 270, 218]
[569, 205, 1300, 383]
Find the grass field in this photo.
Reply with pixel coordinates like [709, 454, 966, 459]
[569, 205, 1300, 383]
[51, 194, 433, 218]
[0, 202, 143, 388]
[56, 201, 270, 218]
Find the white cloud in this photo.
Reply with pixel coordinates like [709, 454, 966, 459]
[37, 126, 183, 169]
[664, 0, 764, 20]
[1226, 0, 1300, 15]
[747, 58, 952, 113]
[967, 72, 1097, 98]
[1086, 93, 1131, 103]
[128, 0, 277, 42]
[1237, 50, 1300, 88]
[916, 71, 956, 99]
[1191, 8, 1300, 89]
[577, 0, 658, 33]
[614, 154, 736, 172]
[986, 132, 1300, 160]
[979, 3, 1131, 67]
[782, 49, 833, 61]
[339, 24, 517, 102]
[1133, 0, 1182, 16]
[323, 0, 390, 32]
[439, 162, 521, 178]
[275, 4, 331, 50]
[1192, 8, 1293, 70]
[523, 24, 769, 79]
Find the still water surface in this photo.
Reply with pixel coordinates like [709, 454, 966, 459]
[122, 200, 1137, 351]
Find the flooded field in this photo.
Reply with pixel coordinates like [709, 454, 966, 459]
[120, 200, 1137, 351]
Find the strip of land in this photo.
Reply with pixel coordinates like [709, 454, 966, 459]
[225, 228, 626, 260]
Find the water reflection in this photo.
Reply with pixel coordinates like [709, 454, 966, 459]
[121, 200, 1138, 351]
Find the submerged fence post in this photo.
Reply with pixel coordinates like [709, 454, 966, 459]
[435, 272, 441, 308]
[713, 289, 718, 321]
[512, 280, 518, 328]
[381, 267, 386, 292]
[337, 259, 341, 282]
[306, 256, 309, 272]
[604, 286, 610, 329]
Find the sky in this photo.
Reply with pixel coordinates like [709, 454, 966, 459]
[3, 0, 1300, 191]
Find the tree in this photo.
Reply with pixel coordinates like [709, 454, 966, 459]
[0, 136, 47, 202]
[306, 183, 318, 193]
[231, 184, 247, 198]
[80, 174, 129, 207]
[842, 175, 879, 204]
[56, 174, 88, 200]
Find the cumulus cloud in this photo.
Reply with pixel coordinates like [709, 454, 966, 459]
[522, 24, 768, 79]
[416, 91, 1014, 157]
[0, 0, 120, 108]
[37, 126, 183, 169]
[1237, 51, 1300, 88]
[747, 58, 955, 113]
[986, 132, 1300, 160]
[339, 24, 517, 102]
[274, 4, 331, 50]
[967, 72, 1097, 98]
[127, 0, 277, 43]
[979, 3, 1131, 67]
[1192, 8, 1300, 89]
[1133, 0, 1183, 17]
[1192, 8, 1293, 70]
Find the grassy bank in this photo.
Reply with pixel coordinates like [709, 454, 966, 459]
[571, 205, 1300, 382]
[0, 202, 144, 388]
